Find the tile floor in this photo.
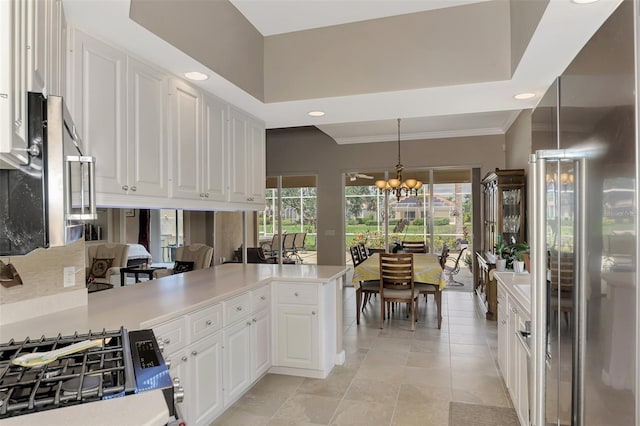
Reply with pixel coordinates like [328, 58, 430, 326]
[212, 287, 512, 426]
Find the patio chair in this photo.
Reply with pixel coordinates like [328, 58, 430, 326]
[282, 233, 301, 262]
[444, 247, 467, 286]
[262, 234, 282, 258]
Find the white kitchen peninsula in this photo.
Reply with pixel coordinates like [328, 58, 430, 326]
[0, 263, 348, 426]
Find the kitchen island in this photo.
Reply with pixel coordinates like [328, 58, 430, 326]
[0, 263, 348, 425]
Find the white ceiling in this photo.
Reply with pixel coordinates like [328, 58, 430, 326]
[62, 0, 622, 144]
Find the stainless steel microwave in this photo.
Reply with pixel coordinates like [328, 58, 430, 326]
[0, 93, 96, 255]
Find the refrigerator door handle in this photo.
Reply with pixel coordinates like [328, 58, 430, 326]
[573, 157, 588, 425]
[530, 153, 548, 426]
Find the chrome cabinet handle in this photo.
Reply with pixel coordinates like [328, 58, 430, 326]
[246, 321, 252, 326]
[261, 296, 266, 300]
[205, 193, 210, 198]
[191, 350, 198, 356]
[252, 318, 257, 323]
[164, 338, 171, 344]
[122, 185, 129, 191]
[130, 186, 137, 191]
[511, 307, 517, 314]
[312, 311, 316, 315]
[206, 320, 212, 326]
[236, 306, 243, 311]
[181, 356, 188, 362]
[199, 193, 205, 197]
[294, 292, 299, 297]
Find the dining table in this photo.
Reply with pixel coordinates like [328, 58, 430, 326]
[352, 253, 447, 328]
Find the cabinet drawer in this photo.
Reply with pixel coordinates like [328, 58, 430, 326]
[153, 317, 188, 353]
[190, 303, 223, 342]
[277, 283, 318, 305]
[251, 285, 270, 312]
[224, 292, 251, 325]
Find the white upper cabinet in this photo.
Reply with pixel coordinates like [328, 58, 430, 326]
[71, 30, 127, 195]
[126, 57, 168, 197]
[67, 28, 265, 210]
[1, 0, 65, 168]
[229, 108, 266, 205]
[169, 78, 202, 200]
[72, 30, 169, 199]
[247, 117, 266, 205]
[201, 93, 227, 202]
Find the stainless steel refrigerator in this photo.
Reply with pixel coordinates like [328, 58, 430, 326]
[529, 2, 637, 425]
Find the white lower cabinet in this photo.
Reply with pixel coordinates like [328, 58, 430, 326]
[163, 333, 224, 425]
[251, 308, 271, 379]
[223, 318, 252, 406]
[271, 280, 336, 378]
[187, 332, 224, 424]
[275, 305, 319, 370]
[496, 280, 530, 426]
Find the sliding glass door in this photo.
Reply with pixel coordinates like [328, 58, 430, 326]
[260, 176, 317, 264]
[345, 168, 472, 261]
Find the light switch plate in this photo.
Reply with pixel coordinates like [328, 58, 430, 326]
[63, 267, 75, 288]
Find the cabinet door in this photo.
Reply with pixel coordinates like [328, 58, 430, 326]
[223, 319, 252, 406]
[46, 0, 65, 97]
[506, 300, 519, 394]
[251, 308, 271, 381]
[127, 58, 167, 197]
[515, 314, 530, 426]
[28, 0, 46, 93]
[189, 332, 224, 425]
[247, 117, 265, 204]
[72, 30, 127, 194]
[276, 305, 319, 370]
[0, 0, 29, 167]
[497, 303, 509, 380]
[170, 78, 201, 200]
[228, 107, 248, 203]
[201, 93, 227, 201]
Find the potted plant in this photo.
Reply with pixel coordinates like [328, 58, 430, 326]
[505, 242, 529, 272]
[494, 241, 508, 271]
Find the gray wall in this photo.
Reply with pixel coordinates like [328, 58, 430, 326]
[266, 127, 506, 265]
[264, 1, 510, 102]
[129, 0, 264, 101]
[505, 109, 533, 170]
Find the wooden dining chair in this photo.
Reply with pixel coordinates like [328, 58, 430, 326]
[402, 241, 428, 253]
[350, 246, 378, 324]
[379, 253, 419, 331]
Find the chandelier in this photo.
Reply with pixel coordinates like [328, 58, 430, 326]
[375, 118, 423, 201]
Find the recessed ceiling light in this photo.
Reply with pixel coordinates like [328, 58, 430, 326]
[184, 71, 209, 81]
[572, 0, 599, 4]
[514, 92, 536, 100]
[308, 111, 325, 117]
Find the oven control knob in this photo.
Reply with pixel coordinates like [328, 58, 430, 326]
[156, 337, 165, 353]
[173, 377, 185, 404]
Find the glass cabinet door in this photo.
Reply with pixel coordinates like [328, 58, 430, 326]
[500, 187, 522, 244]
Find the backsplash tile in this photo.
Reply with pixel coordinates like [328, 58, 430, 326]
[0, 240, 86, 305]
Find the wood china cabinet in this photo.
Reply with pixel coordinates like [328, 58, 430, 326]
[481, 169, 526, 254]
[476, 169, 526, 320]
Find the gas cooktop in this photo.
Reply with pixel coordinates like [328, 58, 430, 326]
[0, 328, 136, 419]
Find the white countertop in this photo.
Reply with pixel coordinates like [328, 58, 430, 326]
[493, 271, 532, 314]
[1, 389, 169, 426]
[0, 263, 348, 341]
